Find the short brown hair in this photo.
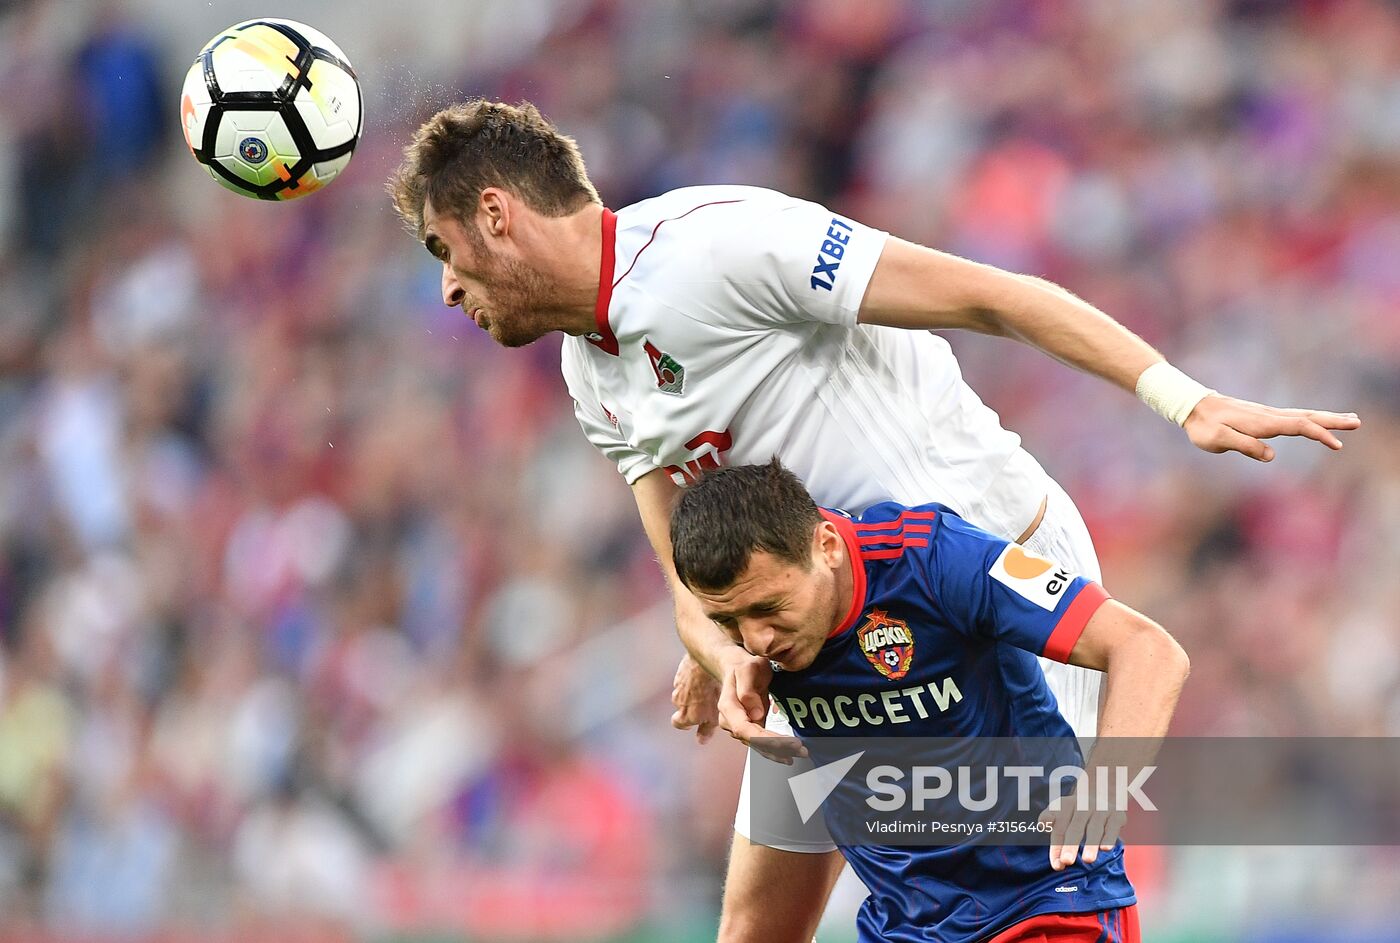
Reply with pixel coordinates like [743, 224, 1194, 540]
[671, 459, 824, 592]
[388, 99, 600, 239]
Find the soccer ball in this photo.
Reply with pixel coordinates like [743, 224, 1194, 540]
[180, 19, 362, 200]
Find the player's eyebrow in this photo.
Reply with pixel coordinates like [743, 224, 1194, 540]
[707, 596, 784, 623]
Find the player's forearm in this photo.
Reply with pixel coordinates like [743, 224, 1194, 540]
[675, 590, 750, 680]
[984, 272, 1163, 395]
[630, 468, 748, 679]
[1075, 627, 1187, 845]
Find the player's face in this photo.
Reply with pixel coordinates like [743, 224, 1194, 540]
[692, 532, 845, 673]
[424, 199, 557, 348]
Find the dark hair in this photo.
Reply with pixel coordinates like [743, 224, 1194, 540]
[388, 99, 600, 240]
[671, 459, 823, 592]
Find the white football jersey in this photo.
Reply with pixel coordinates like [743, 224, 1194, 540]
[560, 185, 1053, 541]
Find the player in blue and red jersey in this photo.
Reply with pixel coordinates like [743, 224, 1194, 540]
[669, 459, 1189, 942]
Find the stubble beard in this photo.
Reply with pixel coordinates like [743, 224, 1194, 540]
[478, 252, 563, 349]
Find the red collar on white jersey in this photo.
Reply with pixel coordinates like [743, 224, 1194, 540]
[586, 208, 621, 355]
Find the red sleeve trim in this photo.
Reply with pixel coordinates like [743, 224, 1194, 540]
[587, 209, 620, 356]
[1042, 583, 1111, 662]
[820, 509, 867, 639]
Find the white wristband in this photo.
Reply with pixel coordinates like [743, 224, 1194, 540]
[1135, 362, 1215, 427]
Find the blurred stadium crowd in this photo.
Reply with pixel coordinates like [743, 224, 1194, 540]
[0, 0, 1398, 940]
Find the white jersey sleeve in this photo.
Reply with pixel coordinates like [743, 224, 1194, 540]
[560, 342, 659, 484]
[706, 196, 888, 329]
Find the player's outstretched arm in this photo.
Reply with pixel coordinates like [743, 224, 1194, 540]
[632, 470, 774, 746]
[857, 238, 1360, 460]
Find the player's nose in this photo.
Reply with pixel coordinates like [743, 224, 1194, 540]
[740, 622, 779, 658]
[441, 263, 466, 308]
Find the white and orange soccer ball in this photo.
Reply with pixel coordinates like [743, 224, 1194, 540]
[180, 19, 362, 200]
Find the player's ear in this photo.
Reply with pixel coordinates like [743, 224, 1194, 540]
[814, 520, 843, 571]
[479, 187, 510, 238]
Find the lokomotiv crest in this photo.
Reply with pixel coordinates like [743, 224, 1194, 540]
[857, 608, 914, 681]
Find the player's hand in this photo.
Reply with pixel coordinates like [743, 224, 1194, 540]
[1183, 394, 1360, 462]
[670, 653, 721, 744]
[1040, 782, 1127, 872]
[717, 653, 808, 764]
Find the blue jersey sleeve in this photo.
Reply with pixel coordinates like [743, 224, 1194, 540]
[922, 513, 1110, 662]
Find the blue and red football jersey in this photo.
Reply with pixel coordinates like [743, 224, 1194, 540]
[767, 501, 1133, 942]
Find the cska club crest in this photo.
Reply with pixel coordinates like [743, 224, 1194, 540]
[857, 609, 914, 681]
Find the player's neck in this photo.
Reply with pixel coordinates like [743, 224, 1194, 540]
[535, 203, 606, 336]
[829, 546, 856, 637]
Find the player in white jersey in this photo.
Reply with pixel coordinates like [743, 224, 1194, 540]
[389, 100, 1359, 942]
